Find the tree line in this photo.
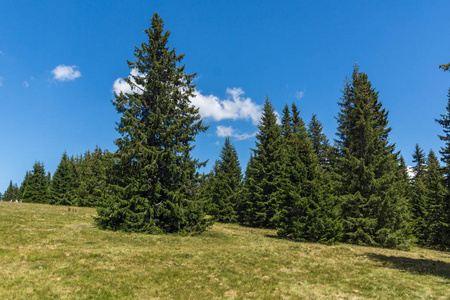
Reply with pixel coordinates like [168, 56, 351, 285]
[3, 13, 449, 251]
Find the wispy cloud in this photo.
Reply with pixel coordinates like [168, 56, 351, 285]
[0, 50, 3, 55]
[191, 88, 262, 125]
[52, 65, 81, 81]
[216, 125, 257, 141]
[23, 81, 29, 88]
[296, 90, 305, 100]
[0, 77, 4, 87]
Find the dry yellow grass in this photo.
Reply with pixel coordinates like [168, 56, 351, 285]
[0, 202, 449, 299]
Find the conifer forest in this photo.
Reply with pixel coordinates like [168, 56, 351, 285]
[3, 13, 450, 252]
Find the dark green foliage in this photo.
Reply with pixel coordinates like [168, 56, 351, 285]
[19, 171, 30, 201]
[335, 66, 411, 248]
[240, 97, 284, 228]
[95, 13, 210, 234]
[3, 180, 19, 202]
[440, 62, 450, 71]
[275, 104, 342, 243]
[308, 113, 331, 169]
[409, 145, 428, 244]
[207, 137, 243, 223]
[75, 147, 112, 207]
[48, 152, 77, 206]
[432, 88, 450, 249]
[422, 150, 448, 249]
[22, 162, 49, 203]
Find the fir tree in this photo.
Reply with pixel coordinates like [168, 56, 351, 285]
[48, 152, 77, 206]
[308, 113, 330, 169]
[335, 65, 410, 248]
[432, 87, 450, 249]
[241, 97, 284, 228]
[207, 137, 243, 223]
[275, 104, 342, 243]
[75, 147, 112, 207]
[3, 180, 19, 202]
[22, 162, 49, 203]
[95, 13, 210, 234]
[410, 145, 428, 244]
[423, 150, 448, 249]
[19, 171, 30, 201]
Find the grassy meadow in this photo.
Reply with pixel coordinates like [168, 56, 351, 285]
[0, 202, 449, 299]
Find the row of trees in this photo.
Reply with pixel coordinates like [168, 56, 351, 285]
[3, 13, 448, 251]
[2, 147, 111, 207]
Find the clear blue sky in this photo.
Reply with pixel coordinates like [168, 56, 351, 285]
[1, 0, 449, 193]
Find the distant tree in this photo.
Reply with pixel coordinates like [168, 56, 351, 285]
[95, 13, 210, 234]
[3, 180, 19, 202]
[207, 137, 243, 223]
[335, 65, 411, 248]
[22, 162, 49, 203]
[308, 113, 331, 169]
[48, 152, 77, 206]
[241, 97, 284, 228]
[75, 147, 112, 207]
[19, 171, 30, 201]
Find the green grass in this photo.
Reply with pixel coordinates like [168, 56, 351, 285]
[0, 202, 449, 299]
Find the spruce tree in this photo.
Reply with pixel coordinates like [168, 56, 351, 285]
[75, 147, 112, 207]
[18, 171, 30, 201]
[48, 152, 77, 206]
[423, 150, 447, 249]
[410, 144, 428, 244]
[432, 87, 450, 249]
[95, 13, 210, 234]
[335, 65, 410, 248]
[241, 97, 284, 228]
[206, 137, 243, 223]
[275, 104, 342, 243]
[3, 180, 19, 202]
[22, 162, 49, 203]
[308, 113, 330, 169]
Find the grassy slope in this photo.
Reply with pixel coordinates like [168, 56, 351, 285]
[0, 202, 449, 299]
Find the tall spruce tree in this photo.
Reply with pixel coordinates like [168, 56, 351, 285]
[241, 97, 284, 228]
[335, 65, 410, 248]
[95, 13, 210, 234]
[48, 152, 77, 206]
[433, 87, 450, 249]
[275, 103, 342, 243]
[207, 137, 243, 223]
[22, 161, 49, 203]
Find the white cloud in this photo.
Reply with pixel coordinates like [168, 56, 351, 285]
[407, 166, 415, 179]
[296, 90, 305, 100]
[191, 88, 262, 125]
[0, 50, 3, 55]
[0, 77, 3, 86]
[112, 69, 144, 95]
[51, 65, 81, 81]
[23, 81, 29, 88]
[216, 125, 257, 141]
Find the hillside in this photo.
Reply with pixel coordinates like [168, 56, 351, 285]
[0, 202, 449, 299]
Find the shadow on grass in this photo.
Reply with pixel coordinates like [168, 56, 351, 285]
[365, 253, 450, 280]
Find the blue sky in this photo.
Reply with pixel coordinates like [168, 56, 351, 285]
[1, 0, 449, 193]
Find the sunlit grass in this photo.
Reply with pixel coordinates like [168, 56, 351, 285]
[0, 202, 449, 299]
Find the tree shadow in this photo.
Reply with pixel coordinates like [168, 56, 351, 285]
[365, 253, 450, 280]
